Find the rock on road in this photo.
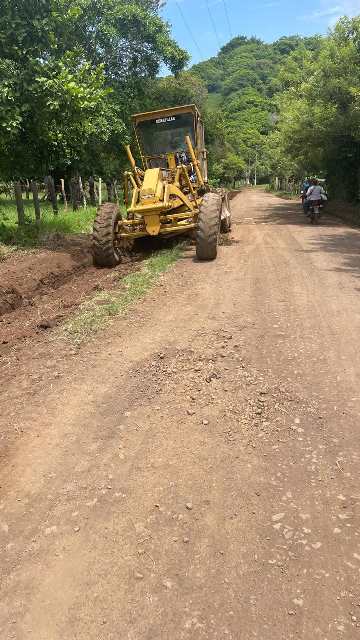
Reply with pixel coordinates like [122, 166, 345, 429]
[1, 189, 360, 639]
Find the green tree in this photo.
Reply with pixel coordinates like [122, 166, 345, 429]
[215, 153, 246, 187]
[144, 72, 208, 113]
[272, 16, 360, 200]
[0, 0, 189, 179]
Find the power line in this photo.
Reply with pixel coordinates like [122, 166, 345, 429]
[205, 0, 222, 51]
[175, 0, 204, 60]
[222, 0, 233, 41]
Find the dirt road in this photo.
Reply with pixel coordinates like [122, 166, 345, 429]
[1, 189, 360, 639]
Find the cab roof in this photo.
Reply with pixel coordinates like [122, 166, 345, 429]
[132, 104, 200, 125]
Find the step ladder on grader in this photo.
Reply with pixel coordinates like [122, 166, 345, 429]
[92, 104, 231, 266]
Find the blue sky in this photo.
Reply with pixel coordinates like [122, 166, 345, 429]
[161, 0, 360, 65]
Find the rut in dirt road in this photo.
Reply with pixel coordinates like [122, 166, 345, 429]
[1, 189, 360, 640]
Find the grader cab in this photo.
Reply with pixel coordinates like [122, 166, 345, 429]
[93, 104, 231, 267]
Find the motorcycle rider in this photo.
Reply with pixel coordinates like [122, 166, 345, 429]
[302, 177, 311, 194]
[305, 178, 326, 215]
[301, 177, 311, 213]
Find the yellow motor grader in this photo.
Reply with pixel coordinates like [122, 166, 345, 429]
[93, 104, 231, 266]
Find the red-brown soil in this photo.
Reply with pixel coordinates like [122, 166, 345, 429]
[0, 235, 140, 349]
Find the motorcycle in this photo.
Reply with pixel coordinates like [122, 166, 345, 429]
[308, 199, 323, 224]
[300, 190, 308, 213]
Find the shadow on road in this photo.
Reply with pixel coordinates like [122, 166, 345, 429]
[253, 200, 343, 228]
[252, 197, 360, 280]
[301, 230, 360, 279]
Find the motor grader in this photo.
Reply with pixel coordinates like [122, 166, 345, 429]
[92, 104, 231, 266]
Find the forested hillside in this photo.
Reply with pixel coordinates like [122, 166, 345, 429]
[190, 35, 321, 186]
[190, 18, 360, 202]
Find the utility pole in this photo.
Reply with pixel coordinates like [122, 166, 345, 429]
[254, 151, 258, 187]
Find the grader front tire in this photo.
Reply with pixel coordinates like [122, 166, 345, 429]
[195, 192, 221, 261]
[93, 203, 122, 267]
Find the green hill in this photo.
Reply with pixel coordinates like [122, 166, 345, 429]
[191, 35, 321, 185]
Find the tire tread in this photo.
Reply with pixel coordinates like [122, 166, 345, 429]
[196, 192, 221, 261]
[92, 203, 121, 267]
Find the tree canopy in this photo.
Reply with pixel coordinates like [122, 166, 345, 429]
[270, 17, 360, 200]
[0, 0, 188, 178]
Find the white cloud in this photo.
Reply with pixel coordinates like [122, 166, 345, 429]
[311, 5, 343, 18]
[301, 0, 360, 22]
[320, 0, 360, 21]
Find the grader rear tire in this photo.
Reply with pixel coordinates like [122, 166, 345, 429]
[196, 192, 221, 261]
[93, 203, 122, 267]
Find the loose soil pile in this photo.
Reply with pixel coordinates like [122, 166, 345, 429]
[0, 234, 139, 349]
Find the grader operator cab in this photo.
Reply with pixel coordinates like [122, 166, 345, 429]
[93, 104, 231, 267]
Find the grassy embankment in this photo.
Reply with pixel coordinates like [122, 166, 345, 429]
[0, 196, 96, 258]
[64, 246, 182, 343]
[0, 196, 183, 342]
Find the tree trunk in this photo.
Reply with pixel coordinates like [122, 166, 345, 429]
[14, 182, 25, 226]
[30, 181, 41, 226]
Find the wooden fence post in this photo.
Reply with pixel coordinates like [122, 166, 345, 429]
[98, 178, 102, 206]
[70, 176, 79, 211]
[14, 181, 25, 226]
[113, 179, 120, 202]
[49, 176, 58, 215]
[79, 177, 87, 208]
[106, 179, 115, 202]
[45, 175, 58, 215]
[60, 179, 68, 211]
[30, 181, 41, 225]
[89, 176, 96, 206]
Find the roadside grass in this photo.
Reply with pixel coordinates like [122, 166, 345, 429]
[0, 243, 18, 261]
[0, 196, 96, 251]
[264, 186, 299, 200]
[63, 246, 182, 343]
[276, 191, 300, 200]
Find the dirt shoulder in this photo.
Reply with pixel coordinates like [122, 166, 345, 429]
[326, 199, 360, 226]
[0, 234, 144, 348]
